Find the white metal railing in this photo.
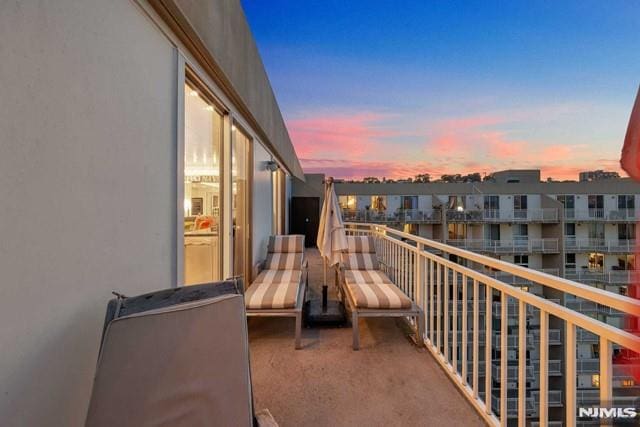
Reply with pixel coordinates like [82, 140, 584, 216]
[342, 208, 441, 223]
[565, 269, 634, 285]
[563, 238, 636, 253]
[564, 208, 637, 221]
[446, 208, 559, 223]
[447, 238, 559, 254]
[344, 222, 640, 427]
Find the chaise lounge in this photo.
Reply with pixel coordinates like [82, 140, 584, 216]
[244, 235, 307, 349]
[339, 235, 424, 350]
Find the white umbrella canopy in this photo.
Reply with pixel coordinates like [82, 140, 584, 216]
[621, 85, 640, 180]
[316, 177, 348, 268]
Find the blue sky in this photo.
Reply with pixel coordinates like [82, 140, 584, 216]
[242, 0, 640, 179]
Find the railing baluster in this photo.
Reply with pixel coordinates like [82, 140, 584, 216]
[462, 274, 468, 385]
[500, 291, 507, 426]
[437, 262, 442, 351]
[429, 258, 434, 344]
[518, 300, 526, 427]
[452, 270, 458, 373]
[473, 279, 479, 399]
[539, 311, 548, 426]
[485, 284, 492, 414]
[444, 266, 450, 362]
[599, 337, 612, 408]
[565, 322, 576, 427]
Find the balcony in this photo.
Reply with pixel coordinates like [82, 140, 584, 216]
[342, 208, 442, 224]
[564, 237, 636, 253]
[564, 208, 637, 222]
[565, 268, 634, 286]
[446, 208, 559, 223]
[447, 238, 560, 254]
[250, 223, 640, 426]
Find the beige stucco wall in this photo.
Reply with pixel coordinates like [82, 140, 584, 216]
[0, 1, 178, 425]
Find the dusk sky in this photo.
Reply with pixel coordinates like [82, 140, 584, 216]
[242, 1, 640, 180]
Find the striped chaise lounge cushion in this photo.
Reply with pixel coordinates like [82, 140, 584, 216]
[245, 235, 305, 309]
[267, 235, 304, 254]
[341, 235, 378, 270]
[245, 270, 301, 309]
[345, 280, 412, 309]
[264, 235, 305, 270]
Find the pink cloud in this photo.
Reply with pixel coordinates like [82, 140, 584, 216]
[287, 112, 396, 159]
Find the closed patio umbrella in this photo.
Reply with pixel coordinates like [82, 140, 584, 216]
[316, 177, 348, 310]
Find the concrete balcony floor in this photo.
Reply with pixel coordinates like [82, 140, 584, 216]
[248, 248, 485, 426]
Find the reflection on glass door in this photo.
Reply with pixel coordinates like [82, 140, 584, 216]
[232, 126, 251, 280]
[183, 82, 222, 285]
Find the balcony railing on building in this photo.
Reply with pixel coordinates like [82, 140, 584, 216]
[446, 208, 559, 223]
[564, 237, 636, 253]
[447, 238, 560, 254]
[342, 208, 442, 224]
[565, 268, 635, 286]
[344, 221, 640, 427]
[564, 208, 637, 222]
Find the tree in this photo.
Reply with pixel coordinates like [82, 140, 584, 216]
[362, 176, 381, 183]
[414, 173, 431, 183]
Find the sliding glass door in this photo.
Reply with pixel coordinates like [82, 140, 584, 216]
[232, 126, 251, 281]
[183, 82, 223, 285]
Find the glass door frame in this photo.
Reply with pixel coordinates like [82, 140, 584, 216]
[231, 120, 253, 284]
[177, 63, 229, 287]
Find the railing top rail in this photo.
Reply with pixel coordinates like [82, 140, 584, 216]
[344, 222, 640, 317]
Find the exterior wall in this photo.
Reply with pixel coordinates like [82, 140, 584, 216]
[0, 1, 178, 425]
[252, 142, 274, 267]
[0, 1, 301, 424]
[174, 0, 304, 179]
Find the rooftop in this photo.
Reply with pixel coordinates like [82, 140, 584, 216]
[248, 248, 485, 426]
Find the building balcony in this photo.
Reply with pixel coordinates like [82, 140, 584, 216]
[565, 268, 634, 285]
[447, 238, 560, 254]
[250, 222, 640, 426]
[446, 208, 559, 223]
[564, 237, 636, 253]
[564, 208, 637, 222]
[342, 208, 442, 224]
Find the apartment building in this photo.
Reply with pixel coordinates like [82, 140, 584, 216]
[294, 170, 640, 424]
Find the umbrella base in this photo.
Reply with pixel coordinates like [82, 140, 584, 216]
[305, 298, 346, 327]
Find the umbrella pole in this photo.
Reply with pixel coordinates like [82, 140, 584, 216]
[322, 258, 328, 311]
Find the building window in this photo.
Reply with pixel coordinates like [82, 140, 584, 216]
[183, 81, 223, 285]
[618, 195, 635, 210]
[588, 195, 604, 217]
[514, 255, 529, 267]
[403, 223, 418, 235]
[565, 223, 576, 236]
[370, 195, 386, 212]
[588, 252, 604, 271]
[557, 195, 575, 209]
[618, 223, 635, 240]
[565, 253, 576, 270]
[514, 195, 528, 210]
[448, 195, 465, 211]
[621, 379, 635, 387]
[448, 223, 467, 240]
[484, 195, 499, 210]
[617, 254, 635, 270]
[485, 224, 500, 241]
[591, 374, 600, 388]
[588, 223, 604, 240]
[401, 195, 418, 210]
[338, 195, 356, 211]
